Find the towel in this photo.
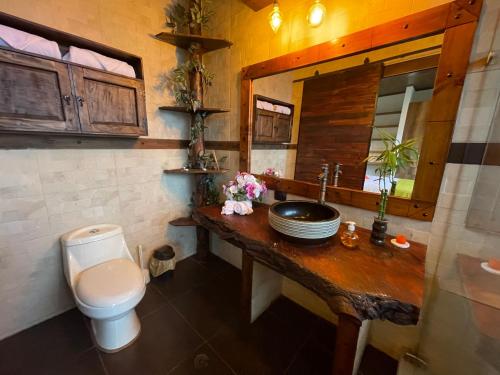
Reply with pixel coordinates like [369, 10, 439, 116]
[256, 100, 291, 115]
[221, 200, 253, 215]
[0, 24, 61, 59]
[63, 46, 136, 78]
[274, 104, 291, 115]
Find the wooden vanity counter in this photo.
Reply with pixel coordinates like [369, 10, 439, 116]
[193, 204, 427, 375]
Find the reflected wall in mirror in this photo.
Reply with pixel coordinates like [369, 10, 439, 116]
[250, 34, 441, 200]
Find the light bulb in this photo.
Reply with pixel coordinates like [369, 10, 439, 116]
[307, 0, 326, 28]
[268, 2, 283, 33]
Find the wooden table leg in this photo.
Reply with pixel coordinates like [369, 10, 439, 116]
[196, 225, 209, 260]
[240, 252, 253, 326]
[333, 314, 362, 375]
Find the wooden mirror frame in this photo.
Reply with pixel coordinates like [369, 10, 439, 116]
[239, 0, 482, 221]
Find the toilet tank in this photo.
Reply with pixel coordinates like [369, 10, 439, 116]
[61, 224, 132, 286]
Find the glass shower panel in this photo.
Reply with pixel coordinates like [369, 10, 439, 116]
[406, 2, 500, 373]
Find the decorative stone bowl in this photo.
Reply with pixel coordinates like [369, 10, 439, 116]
[268, 201, 341, 245]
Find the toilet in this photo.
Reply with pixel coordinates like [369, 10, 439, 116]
[61, 224, 146, 352]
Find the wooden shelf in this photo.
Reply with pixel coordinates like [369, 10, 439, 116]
[155, 32, 232, 53]
[158, 106, 229, 115]
[169, 216, 197, 226]
[164, 168, 229, 175]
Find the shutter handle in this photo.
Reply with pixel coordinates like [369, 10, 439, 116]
[63, 95, 71, 104]
[76, 96, 85, 107]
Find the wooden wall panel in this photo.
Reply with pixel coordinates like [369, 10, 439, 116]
[295, 64, 382, 189]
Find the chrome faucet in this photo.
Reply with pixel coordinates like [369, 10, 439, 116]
[333, 163, 343, 187]
[317, 163, 329, 205]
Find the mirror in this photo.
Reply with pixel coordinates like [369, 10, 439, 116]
[250, 34, 442, 200]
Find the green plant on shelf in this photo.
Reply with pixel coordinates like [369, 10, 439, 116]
[188, 153, 227, 206]
[201, 175, 221, 205]
[200, 152, 227, 170]
[167, 0, 213, 32]
[363, 130, 419, 220]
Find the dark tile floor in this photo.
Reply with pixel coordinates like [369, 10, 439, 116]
[0, 255, 397, 375]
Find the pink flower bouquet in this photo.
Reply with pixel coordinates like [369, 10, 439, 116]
[264, 167, 282, 178]
[221, 172, 267, 215]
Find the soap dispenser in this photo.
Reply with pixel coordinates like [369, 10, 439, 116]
[340, 221, 359, 249]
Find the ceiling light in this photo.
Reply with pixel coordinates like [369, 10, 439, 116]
[268, 1, 283, 33]
[307, 0, 326, 28]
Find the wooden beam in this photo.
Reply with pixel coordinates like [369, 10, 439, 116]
[333, 314, 362, 375]
[205, 141, 240, 151]
[413, 21, 478, 202]
[241, 0, 273, 12]
[241, 252, 254, 325]
[428, 21, 477, 122]
[0, 134, 239, 151]
[370, 4, 449, 48]
[240, 77, 253, 171]
[252, 143, 297, 150]
[454, 0, 483, 18]
[196, 226, 210, 260]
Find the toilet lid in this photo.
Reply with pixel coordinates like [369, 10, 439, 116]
[75, 259, 144, 308]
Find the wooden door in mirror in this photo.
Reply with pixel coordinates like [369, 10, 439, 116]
[253, 95, 293, 144]
[239, 0, 482, 221]
[295, 63, 382, 190]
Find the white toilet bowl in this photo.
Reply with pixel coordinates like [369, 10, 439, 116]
[61, 224, 146, 352]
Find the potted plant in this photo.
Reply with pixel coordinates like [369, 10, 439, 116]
[364, 131, 419, 246]
[167, 0, 213, 35]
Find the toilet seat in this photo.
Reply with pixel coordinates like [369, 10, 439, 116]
[76, 258, 144, 308]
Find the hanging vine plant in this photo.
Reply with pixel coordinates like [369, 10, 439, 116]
[190, 112, 205, 146]
[171, 57, 214, 112]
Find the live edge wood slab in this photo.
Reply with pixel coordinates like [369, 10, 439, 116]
[194, 204, 426, 375]
[193, 204, 426, 324]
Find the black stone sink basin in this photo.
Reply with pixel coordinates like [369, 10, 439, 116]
[268, 201, 341, 244]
